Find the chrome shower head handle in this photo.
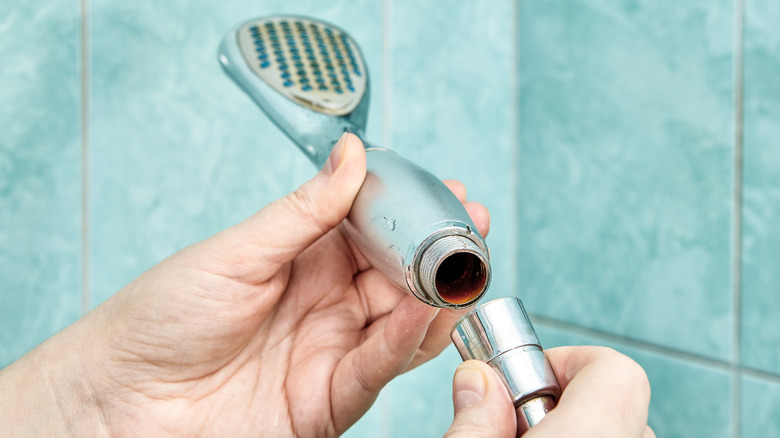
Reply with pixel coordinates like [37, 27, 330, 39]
[219, 16, 492, 309]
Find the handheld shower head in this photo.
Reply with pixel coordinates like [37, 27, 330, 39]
[218, 16, 369, 166]
[219, 16, 491, 308]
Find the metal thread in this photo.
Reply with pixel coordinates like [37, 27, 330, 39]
[418, 235, 488, 307]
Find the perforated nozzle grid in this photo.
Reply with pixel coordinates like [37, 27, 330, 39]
[238, 17, 367, 115]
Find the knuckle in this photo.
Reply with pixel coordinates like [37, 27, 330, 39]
[585, 346, 651, 401]
[606, 351, 651, 400]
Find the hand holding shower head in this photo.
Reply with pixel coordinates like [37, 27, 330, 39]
[218, 16, 491, 308]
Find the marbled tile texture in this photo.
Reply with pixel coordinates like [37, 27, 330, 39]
[2, 0, 780, 436]
[741, 375, 780, 437]
[517, 0, 734, 360]
[0, 0, 82, 367]
[740, 0, 780, 376]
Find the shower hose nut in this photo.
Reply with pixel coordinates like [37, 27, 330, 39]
[451, 297, 561, 436]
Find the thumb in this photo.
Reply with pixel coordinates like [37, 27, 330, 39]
[203, 132, 366, 279]
[445, 360, 517, 438]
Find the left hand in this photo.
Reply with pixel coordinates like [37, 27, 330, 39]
[0, 133, 490, 437]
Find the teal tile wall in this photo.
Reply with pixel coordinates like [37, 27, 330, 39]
[741, 0, 780, 376]
[390, 0, 516, 301]
[2, 1, 780, 437]
[535, 322, 732, 438]
[741, 375, 780, 437]
[516, 0, 735, 360]
[0, 0, 82, 367]
[388, 348, 462, 438]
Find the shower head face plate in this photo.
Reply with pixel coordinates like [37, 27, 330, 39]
[236, 16, 368, 116]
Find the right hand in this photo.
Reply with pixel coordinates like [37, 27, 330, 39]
[444, 346, 655, 438]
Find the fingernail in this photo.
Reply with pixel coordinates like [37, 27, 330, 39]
[322, 132, 348, 176]
[453, 363, 486, 413]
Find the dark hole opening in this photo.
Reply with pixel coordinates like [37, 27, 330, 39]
[435, 252, 487, 305]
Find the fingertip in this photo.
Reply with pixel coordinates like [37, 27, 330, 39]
[209, 132, 368, 280]
[452, 360, 512, 413]
[453, 362, 488, 413]
[456, 360, 506, 395]
[443, 179, 468, 203]
[446, 360, 516, 438]
[322, 132, 348, 175]
[463, 201, 490, 237]
[334, 132, 367, 179]
[315, 132, 367, 218]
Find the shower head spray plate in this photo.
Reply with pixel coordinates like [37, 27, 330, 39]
[236, 16, 368, 116]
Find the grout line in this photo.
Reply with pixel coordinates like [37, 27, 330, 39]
[740, 366, 780, 386]
[512, 0, 521, 296]
[531, 313, 735, 372]
[534, 312, 780, 379]
[381, 2, 393, 437]
[80, 0, 90, 315]
[731, 0, 745, 436]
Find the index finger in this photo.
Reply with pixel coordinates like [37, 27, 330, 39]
[443, 179, 467, 203]
[443, 179, 489, 238]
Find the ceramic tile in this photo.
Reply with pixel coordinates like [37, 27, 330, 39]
[741, 375, 780, 437]
[740, 0, 780, 375]
[391, 0, 516, 302]
[7, 1, 778, 436]
[517, 0, 735, 360]
[388, 346, 462, 438]
[535, 323, 733, 438]
[89, 0, 383, 304]
[0, 0, 82, 366]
